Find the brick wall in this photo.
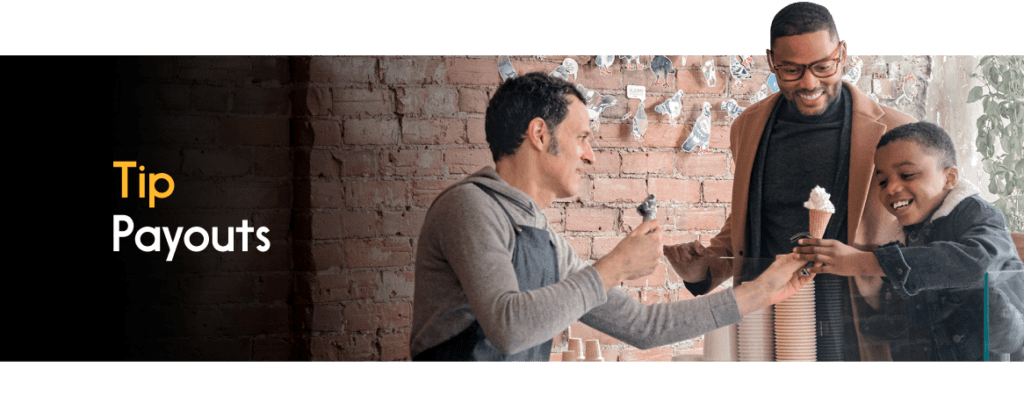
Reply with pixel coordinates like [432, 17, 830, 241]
[114, 55, 932, 360]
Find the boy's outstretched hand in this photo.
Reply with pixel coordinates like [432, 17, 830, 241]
[793, 238, 884, 277]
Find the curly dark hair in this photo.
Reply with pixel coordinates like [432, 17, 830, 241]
[877, 121, 958, 169]
[485, 72, 585, 163]
[770, 2, 840, 48]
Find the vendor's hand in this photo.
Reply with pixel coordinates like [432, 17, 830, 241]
[663, 240, 721, 283]
[794, 238, 884, 277]
[761, 253, 816, 306]
[593, 220, 664, 290]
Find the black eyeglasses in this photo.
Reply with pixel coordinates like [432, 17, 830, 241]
[770, 41, 845, 81]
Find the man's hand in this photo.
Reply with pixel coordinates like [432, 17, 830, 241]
[592, 220, 664, 291]
[663, 241, 722, 283]
[793, 238, 884, 277]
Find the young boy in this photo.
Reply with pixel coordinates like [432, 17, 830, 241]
[796, 122, 1024, 361]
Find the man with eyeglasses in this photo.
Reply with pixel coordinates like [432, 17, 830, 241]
[664, 1, 915, 361]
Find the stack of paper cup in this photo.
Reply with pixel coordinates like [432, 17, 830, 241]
[703, 323, 737, 361]
[561, 351, 578, 362]
[774, 280, 816, 361]
[584, 339, 604, 362]
[567, 338, 585, 361]
[737, 306, 774, 361]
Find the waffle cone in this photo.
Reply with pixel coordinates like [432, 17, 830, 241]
[808, 209, 833, 239]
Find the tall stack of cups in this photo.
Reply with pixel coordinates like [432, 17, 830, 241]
[737, 306, 775, 361]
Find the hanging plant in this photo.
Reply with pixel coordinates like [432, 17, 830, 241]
[968, 56, 1024, 232]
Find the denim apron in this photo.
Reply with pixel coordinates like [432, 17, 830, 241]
[413, 183, 559, 361]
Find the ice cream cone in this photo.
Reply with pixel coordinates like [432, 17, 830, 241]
[808, 209, 833, 239]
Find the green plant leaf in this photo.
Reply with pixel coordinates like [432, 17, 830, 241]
[968, 86, 984, 103]
[991, 177, 1000, 195]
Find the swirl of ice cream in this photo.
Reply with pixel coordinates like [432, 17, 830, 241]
[803, 186, 836, 213]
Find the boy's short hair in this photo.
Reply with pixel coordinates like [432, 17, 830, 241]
[877, 121, 957, 169]
[485, 72, 585, 163]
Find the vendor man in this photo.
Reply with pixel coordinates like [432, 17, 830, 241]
[410, 72, 811, 361]
[664, 2, 915, 361]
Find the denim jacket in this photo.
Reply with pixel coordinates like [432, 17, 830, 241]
[863, 181, 1024, 360]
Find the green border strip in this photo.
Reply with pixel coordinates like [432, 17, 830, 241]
[6, 0, 1024, 54]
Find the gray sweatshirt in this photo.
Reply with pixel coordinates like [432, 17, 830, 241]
[410, 167, 742, 358]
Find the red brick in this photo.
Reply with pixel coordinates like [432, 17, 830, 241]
[575, 63, 623, 90]
[220, 117, 289, 146]
[233, 87, 290, 115]
[543, 207, 565, 231]
[467, 117, 487, 145]
[254, 147, 291, 177]
[311, 56, 377, 84]
[311, 210, 342, 240]
[444, 57, 501, 86]
[592, 236, 618, 260]
[675, 207, 726, 231]
[307, 270, 379, 303]
[341, 149, 377, 177]
[292, 87, 331, 116]
[663, 232, 699, 247]
[412, 179, 459, 208]
[444, 148, 493, 175]
[308, 149, 339, 178]
[624, 262, 668, 288]
[378, 270, 415, 300]
[311, 242, 344, 271]
[380, 301, 413, 331]
[649, 178, 701, 203]
[564, 236, 592, 260]
[333, 88, 393, 116]
[183, 180, 290, 209]
[191, 305, 290, 336]
[592, 178, 647, 203]
[676, 152, 730, 177]
[677, 64, 728, 95]
[506, 60, 557, 78]
[710, 123, 731, 149]
[343, 301, 411, 332]
[381, 149, 443, 177]
[459, 87, 489, 113]
[345, 239, 413, 268]
[310, 304, 346, 331]
[620, 346, 673, 362]
[382, 209, 427, 237]
[310, 181, 344, 208]
[703, 179, 733, 203]
[621, 209, 672, 234]
[569, 321, 620, 345]
[293, 118, 341, 147]
[258, 273, 292, 303]
[401, 118, 466, 145]
[344, 180, 408, 208]
[621, 151, 674, 174]
[601, 348, 620, 362]
[642, 123, 688, 148]
[396, 86, 458, 116]
[181, 148, 252, 177]
[380, 332, 411, 361]
[381, 57, 444, 85]
[596, 123, 642, 149]
[584, 150, 621, 175]
[311, 334, 377, 361]
[343, 118, 400, 145]
[342, 211, 380, 238]
[565, 207, 617, 232]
